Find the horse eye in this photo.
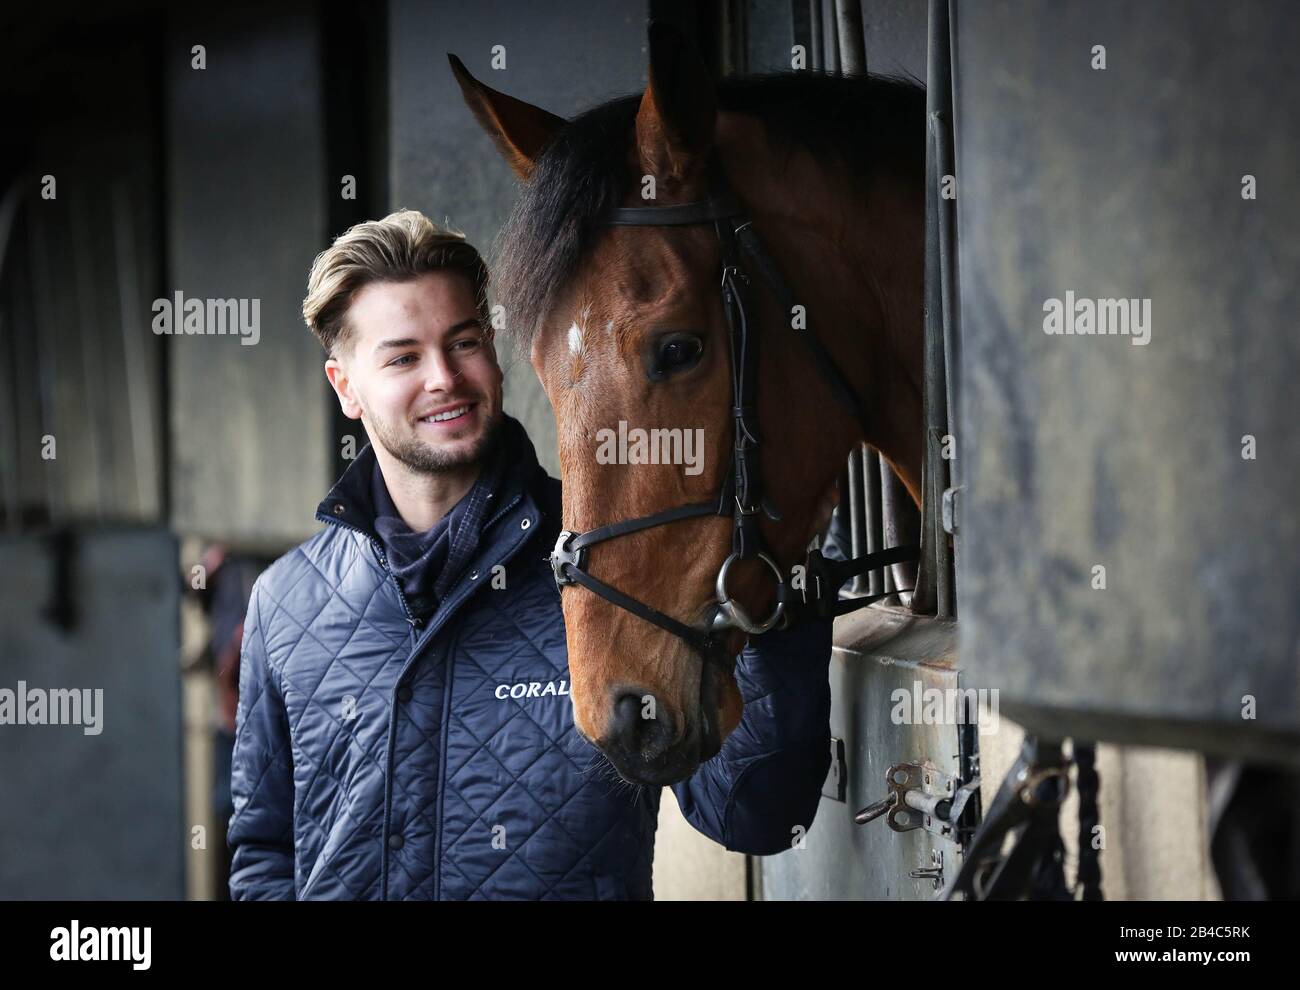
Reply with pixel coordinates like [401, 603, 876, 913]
[650, 334, 703, 379]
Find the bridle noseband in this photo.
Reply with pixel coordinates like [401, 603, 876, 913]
[549, 182, 918, 670]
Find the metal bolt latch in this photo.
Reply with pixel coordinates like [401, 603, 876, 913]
[855, 761, 978, 840]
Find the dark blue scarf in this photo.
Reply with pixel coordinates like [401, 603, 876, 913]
[371, 418, 516, 619]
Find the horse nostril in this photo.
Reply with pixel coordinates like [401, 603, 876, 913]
[609, 693, 676, 762]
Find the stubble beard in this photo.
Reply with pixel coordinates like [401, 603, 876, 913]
[368, 402, 504, 476]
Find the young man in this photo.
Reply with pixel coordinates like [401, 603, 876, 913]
[227, 209, 834, 900]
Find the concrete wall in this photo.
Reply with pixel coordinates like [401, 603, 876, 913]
[166, 4, 332, 546]
[953, 0, 1300, 761]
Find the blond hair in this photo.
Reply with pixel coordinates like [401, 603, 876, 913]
[302, 209, 490, 356]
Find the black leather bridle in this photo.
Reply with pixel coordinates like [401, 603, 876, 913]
[549, 182, 919, 670]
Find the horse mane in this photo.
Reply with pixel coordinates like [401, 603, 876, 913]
[492, 72, 926, 351]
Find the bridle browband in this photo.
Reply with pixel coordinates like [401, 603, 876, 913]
[549, 180, 919, 670]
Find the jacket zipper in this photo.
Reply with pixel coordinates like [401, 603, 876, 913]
[316, 490, 528, 899]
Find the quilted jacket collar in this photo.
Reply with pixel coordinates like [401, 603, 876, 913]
[315, 414, 556, 544]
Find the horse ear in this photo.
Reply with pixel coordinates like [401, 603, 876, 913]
[635, 22, 718, 186]
[448, 54, 565, 181]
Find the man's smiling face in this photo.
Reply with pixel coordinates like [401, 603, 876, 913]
[325, 271, 505, 474]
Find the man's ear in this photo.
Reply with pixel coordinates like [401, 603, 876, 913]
[325, 357, 364, 420]
[449, 54, 565, 181]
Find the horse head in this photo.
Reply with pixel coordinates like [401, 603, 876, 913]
[452, 23, 925, 785]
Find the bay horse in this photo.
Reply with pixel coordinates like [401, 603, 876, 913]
[452, 24, 925, 786]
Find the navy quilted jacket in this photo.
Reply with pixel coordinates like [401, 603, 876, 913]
[228, 416, 834, 900]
